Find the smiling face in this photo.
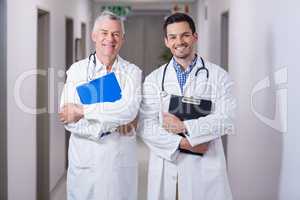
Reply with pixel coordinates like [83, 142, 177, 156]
[92, 18, 124, 60]
[164, 21, 198, 60]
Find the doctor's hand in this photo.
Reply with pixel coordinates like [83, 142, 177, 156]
[162, 113, 187, 134]
[179, 138, 210, 154]
[59, 103, 84, 124]
[116, 117, 138, 136]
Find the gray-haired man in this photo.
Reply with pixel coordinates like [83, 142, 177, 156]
[59, 11, 142, 200]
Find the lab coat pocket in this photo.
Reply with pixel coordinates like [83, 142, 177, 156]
[69, 135, 95, 168]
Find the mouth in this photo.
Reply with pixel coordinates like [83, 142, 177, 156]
[102, 43, 116, 49]
[175, 45, 187, 51]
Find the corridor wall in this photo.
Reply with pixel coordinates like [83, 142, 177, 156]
[196, 0, 229, 65]
[7, 0, 92, 199]
[227, 0, 285, 199]
[197, 0, 299, 199]
[278, 1, 300, 199]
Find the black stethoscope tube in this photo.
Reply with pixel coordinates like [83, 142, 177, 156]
[161, 56, 209, 93]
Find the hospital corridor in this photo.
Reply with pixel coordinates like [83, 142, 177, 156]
[0, 0, 298, 200]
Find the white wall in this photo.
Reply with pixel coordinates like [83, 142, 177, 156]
[278, 1, 300, 199]
[196, 0, 229, 64]
[228, 0, 285, 199]
[196, 0, 298, 199]
[7, 0, 92, 199]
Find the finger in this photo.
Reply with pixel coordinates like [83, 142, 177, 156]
[162, 113, 171, 119]
[59, 115, 65, 121]
[59, 106, 65, 112]
[164, 112, 176, 118]
[59, 110, 66, 116]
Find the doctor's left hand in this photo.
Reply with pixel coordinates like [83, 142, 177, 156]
[59, 103, 84, 124]
[162, 113, 187, 134]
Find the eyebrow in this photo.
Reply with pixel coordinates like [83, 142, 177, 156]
[167, 31, 192, 37]
[99, 29, 121, 34]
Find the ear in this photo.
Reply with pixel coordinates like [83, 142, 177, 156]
[121, 34, 125, 44]
[91, 32, 97, 42]
[193, 32, 198, 41]
[164, 37, 170, 48]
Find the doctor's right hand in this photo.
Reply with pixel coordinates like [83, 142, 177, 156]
[116, 117, 138, 136]
[179, 138, 209, 154]
[59, 103, 84, 124]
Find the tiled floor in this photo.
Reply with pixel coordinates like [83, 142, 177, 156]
[51, 138, 150, 200]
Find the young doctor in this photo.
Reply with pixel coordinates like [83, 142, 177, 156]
[138, 13, 236, 200]
[59, 11, 141, 200]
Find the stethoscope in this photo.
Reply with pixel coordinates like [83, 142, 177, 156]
[86, 51, 121, 82]
[86, 51, 97, 81]
[160, 55, 209, 97]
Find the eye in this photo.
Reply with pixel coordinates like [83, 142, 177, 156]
[183, 33, 192, 38]
[113, 32, 120, 38]
[168, 36, 176, 40]
[100, 31, 108, 36]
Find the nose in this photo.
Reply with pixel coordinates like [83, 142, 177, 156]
[106, 33, 115, 42]
[175, 36, 184, 45]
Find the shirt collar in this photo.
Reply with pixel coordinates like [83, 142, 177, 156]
[95, 55, 120, 72]
[172, 54, 198, 74]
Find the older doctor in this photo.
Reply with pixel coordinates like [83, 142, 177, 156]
[138, 13, 236, 200]
[59, 11, 142, 200]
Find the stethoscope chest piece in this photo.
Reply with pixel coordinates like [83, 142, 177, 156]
[160, 91, 168, 98]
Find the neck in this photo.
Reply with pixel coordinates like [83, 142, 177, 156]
[174, 53, 196, 70]
[96, 53, 117, 70]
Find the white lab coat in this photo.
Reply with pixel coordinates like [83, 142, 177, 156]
[60, 55, 142, 200]
[138, 57, 236, 200]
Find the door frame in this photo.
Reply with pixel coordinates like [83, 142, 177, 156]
[220, 10, 230, 159]
[0, 0, 7, 199]
[36, 8, 50, 200]
[65, 17, 74, 169]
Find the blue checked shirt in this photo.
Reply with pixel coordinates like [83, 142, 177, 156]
[173, 56, 198, 94]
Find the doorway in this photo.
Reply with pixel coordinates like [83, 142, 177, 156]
[221, 11, 229, 71]
[119, 10, 170, 200]
[120, 10, 170, 78]
[81, 22, 87, 58]
[37, 9, 50, 200]
[0, 0, 7, 199]
[221, 11, 229, 158]
[65, 17, 74, 169]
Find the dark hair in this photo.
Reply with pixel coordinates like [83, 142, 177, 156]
[163, 12, 196, 38]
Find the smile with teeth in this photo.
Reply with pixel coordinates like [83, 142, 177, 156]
[175, 46, 187, 51]
[103, 44, 116, 48]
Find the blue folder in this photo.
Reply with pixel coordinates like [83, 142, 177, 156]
[76, 72, 122, 105]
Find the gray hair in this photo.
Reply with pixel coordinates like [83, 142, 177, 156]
[92, 10, 125, 35]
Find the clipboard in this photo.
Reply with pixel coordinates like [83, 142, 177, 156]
[168, 94, 213, 156]
[168, 94, 212, 120]
[76, 72, 122, 105]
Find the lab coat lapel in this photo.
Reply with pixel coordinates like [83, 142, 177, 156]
[115, 56, 127, 89]
[165, 59, 182, 96]
[183, 57, 207, 97]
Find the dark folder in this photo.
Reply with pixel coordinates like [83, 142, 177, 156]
[168, 94, 212, 156]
